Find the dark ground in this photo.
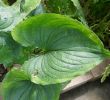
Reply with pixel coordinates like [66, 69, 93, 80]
[0, 64, 7, 82]
[60, 78, 110, 100]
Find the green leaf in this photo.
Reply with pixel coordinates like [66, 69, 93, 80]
[71, 0, 88, 26]
[2, 0, 9, 5]
[93, 0, 110, 3]
[33, 4, 45, 15]
[0, 32, 28, 67]
[0, 32, 15, 66]
[2, 68, 61, 100]
[11, 14, 110, 85]
[43, 0, 76, 17]
[101, 64, 110, 82]
[0, 0, 41, 31]
[20, 0, 41, 13]
[0, 6, 14, 30]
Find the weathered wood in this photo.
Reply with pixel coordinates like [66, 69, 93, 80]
[62, 72, 93, 93]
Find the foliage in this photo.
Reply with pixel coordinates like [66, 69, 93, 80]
[2, 13, 110, 99]
[3, 68, 61, 100]
[101, 64, 110, 82]
[43, 0, 88, 26]
[0, 0, 41, 31]
[0, 32, 21, 66]
[0, 0, 110, 100]
[71, 0, 88, 26]
[80, 0, 110, 81]
[11, 13, 109, 85]
[80, 0, 110, 48]
[43, 0, 76, 16]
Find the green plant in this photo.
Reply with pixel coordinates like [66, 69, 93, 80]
[0, 0, 41, 66]
[0, 0, 110, 100]
[1, 13, 110, 100]
[80, 0, 110, 48]
[43, 0, 88, 26]
[80, 0, 110, 81]
[0, 0, 41, 31]
[101, 64, 110, 82]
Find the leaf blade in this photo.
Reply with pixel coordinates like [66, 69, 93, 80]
[3, 68, 61, 100]
[0, 0, 41, 31]
[11, 14, 110, 84]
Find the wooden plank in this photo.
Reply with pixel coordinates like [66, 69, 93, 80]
[91, 59, 110, 78]
[62, 72, 93, 93]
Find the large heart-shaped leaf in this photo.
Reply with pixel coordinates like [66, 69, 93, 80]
[0, 0, 41, 31]
[11, 14, 110, 85]
[2, 68, 61, 100]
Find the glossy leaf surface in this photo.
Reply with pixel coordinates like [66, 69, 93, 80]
[12, 14, 110, 85]
[3, 68, 61, 100]
[0, 0, 41, 31]
[0, 32, 18, 66]
[0, 32, 28, 67]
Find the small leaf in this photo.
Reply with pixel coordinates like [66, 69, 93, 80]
[12, 14, 110, 85]
[71, 0, 88, 26]
[0, 32, 14, 66]
[0, 32, 28, 67]
[101, 64, 110, 82]
[20, 0, 41, 13]
[0, 0, 41, 31]
[2, 68, 61, 100]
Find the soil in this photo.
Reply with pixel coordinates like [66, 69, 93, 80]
[6, 0, 17, 5]
[0, 64, 7, 82]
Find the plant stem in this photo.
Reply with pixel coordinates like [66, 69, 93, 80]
[71, 0, 88, 27]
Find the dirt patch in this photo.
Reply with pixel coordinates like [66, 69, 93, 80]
[0, 64, 7, 82]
